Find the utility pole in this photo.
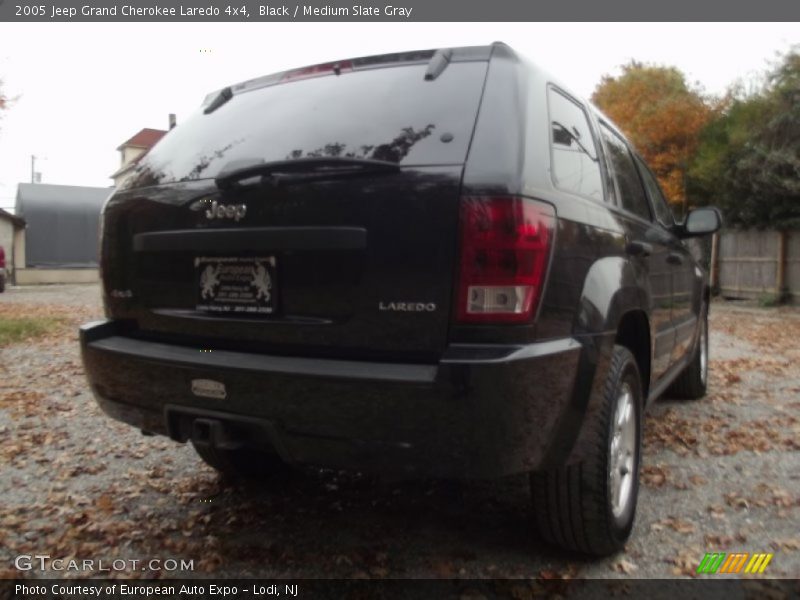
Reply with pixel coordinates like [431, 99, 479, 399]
[30, 155, 42, 183]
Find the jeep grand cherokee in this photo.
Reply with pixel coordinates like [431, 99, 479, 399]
[81, 43, 721, 555]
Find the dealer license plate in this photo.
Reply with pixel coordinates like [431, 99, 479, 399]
[195, 256, 277, 315]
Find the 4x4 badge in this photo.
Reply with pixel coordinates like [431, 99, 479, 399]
[205, 199, 246, 222]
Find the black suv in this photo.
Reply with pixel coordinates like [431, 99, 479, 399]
[81, 43, 721, 556]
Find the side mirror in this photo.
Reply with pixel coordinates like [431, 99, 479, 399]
[680, 207, 722, 237]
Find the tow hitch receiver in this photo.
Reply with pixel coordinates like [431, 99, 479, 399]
[164, 405, 291, 461]
[190, 418, 244, 450]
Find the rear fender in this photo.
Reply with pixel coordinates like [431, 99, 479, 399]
[541, 256, 647, 467]
[574, 257, 644, 337]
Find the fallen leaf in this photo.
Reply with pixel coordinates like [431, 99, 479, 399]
[95, 494, 114, 513]
[704, 534, 734, 549]
[611, 559, 638, 574]
[771, 538, 800, 552]
[641, 465, 669, 487]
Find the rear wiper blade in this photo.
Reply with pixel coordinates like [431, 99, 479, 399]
[215, 157, 400, 190]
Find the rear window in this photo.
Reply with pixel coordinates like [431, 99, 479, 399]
[123, 61, 489, 190]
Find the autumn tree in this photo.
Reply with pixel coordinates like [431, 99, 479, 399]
[592, 62, 712, 211]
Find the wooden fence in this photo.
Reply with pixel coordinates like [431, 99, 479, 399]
[710, 230, 800, 303]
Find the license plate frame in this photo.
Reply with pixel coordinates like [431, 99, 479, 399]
[195, 256, 277, 315]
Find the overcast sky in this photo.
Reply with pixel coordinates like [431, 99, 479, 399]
[0, 22, 797, 210]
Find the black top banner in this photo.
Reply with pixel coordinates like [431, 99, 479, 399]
[1, 0, 799, 21]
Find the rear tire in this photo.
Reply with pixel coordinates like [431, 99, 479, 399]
[192, 442, 287, 479]
[531, 345, 642, 556]
[0, 275, 5, 293]
[667, 308, 708, 400]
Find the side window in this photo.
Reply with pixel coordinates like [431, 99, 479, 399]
[635, 156, 674, 227]
[598, 123, 651, 221]
[547, 88, 603, 201]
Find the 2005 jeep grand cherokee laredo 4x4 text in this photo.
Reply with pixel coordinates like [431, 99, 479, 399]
[81, 43, 721, 556]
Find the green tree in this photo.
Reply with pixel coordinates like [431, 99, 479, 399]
[592, 62, 713, 210]
[690, 48, 800, 229]
[687, 92, 771, 206]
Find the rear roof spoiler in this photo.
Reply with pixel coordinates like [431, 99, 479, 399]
[201, 44, 496, 109]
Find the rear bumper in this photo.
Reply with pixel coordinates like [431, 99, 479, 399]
[80, 319, 593, 479]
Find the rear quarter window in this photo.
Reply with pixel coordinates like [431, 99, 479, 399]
[547, 87, 603, 202]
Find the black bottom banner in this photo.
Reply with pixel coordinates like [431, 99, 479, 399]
[2, 578, 799, 600]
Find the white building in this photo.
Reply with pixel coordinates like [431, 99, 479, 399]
[110, 127, 168, 188]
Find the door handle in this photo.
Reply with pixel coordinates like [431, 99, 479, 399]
[667, 252, 684, 265]
[625, 241, 653, 257]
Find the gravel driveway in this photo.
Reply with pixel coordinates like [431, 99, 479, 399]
[1, 284, 798, 582]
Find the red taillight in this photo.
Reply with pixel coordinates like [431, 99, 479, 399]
[456, 196, 555, 324]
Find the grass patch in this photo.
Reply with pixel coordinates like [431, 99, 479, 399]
[0, 317, 64, 345]
[758, 293, 783, 308]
